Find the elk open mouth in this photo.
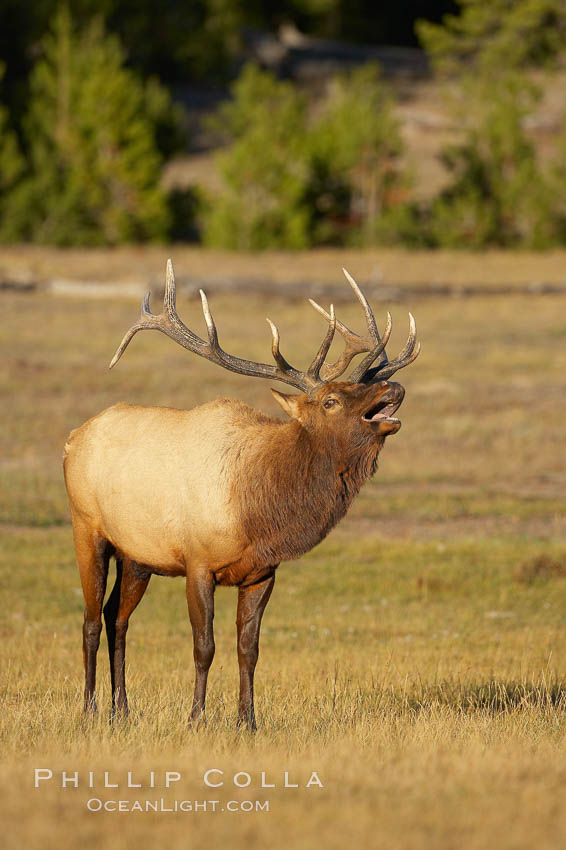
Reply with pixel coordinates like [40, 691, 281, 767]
[362, 398, 402, 424]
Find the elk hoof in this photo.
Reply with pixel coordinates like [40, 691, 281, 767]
[188, 709, 207, 729]
[83, 695, 98, 715]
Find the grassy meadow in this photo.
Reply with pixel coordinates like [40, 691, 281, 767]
[1, 248, 566, 849]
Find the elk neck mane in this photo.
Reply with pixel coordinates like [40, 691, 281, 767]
[225, 400, 385, 567]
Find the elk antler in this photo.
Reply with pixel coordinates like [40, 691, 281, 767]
[109, 259, 337, 394]
[309, 268, 420, 383]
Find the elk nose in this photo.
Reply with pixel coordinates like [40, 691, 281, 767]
[387, 381, 405, 400]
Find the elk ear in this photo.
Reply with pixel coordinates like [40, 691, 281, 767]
[271, 389, 303, 420]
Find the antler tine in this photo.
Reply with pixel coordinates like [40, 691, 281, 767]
[342, 267, 378, 338]
[308, 267, 393, 383]
[109, 259, 205, 370]
[109, 322, 143, 369]
[308, 269, 421, 383]
[347, 312, 392, 383]
[266, 318, 295, 374]
[164, 257, 176, 314]
[109, 290, 170, 370]
[307, 304, 336, 380]
[309, 298, 392, 382]
[361, 313, 420, 383]
[199, 289, 219, 348]
[309, 299, 356, 337]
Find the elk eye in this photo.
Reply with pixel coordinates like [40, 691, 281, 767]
[323, 398, 338, 409]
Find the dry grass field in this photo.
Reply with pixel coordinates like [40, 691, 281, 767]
[6, 243, 566, 288]
[1, 247, 566, 849]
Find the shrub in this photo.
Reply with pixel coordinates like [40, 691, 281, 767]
[417, 0, 566, 76]
[202, 63, 411, 249]
[3, 6, 175, 245]
[0, 65, 25, 241]
[417, 0, 566, 249]
[202, 64, 312, 250]
[426, 75, 566, 248]
[514, 553, 566, 584]
[307, 63, 412, 245]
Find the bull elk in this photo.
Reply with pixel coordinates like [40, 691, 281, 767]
[63, 261, 420, 730]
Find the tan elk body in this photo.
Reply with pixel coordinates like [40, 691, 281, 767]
[64, 261, 420, 729]
[66, 402, 242, 578]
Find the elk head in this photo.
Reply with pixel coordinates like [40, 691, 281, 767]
[109, 261, 420, 445]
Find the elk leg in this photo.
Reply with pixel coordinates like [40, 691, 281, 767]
[236, 572, 276, 731]
[73, 521, 110, 714]
[104, 557, 150, 716]
[186, 570, 216, 724]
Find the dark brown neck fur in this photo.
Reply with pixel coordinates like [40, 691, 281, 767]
[232, 415, 385, 568]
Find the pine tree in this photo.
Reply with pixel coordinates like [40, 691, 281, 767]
[202, 64, 311, 250]
[427, 75, 552, 247]
[417, 0, 566, 248]
[11, 6, 172, 245]
[0, 64, 25, 241]
[307, 64, 411, 245]
[417, 0, 566, 76]
[202, 63, 411, 249]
